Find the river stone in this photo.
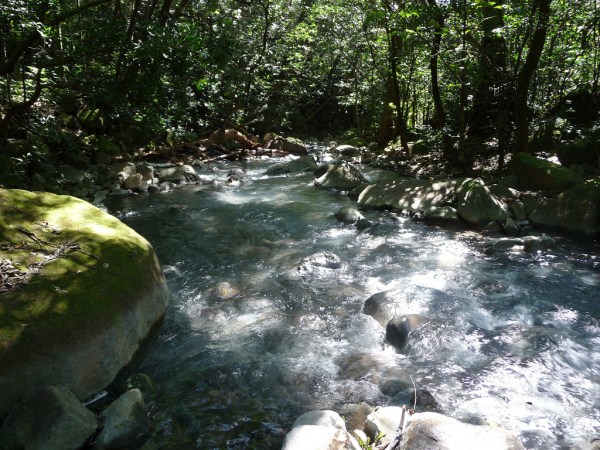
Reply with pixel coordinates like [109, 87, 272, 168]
[423, 206, 460, 223]
[399, 412, 525, 449]
[502, 217, 520, 236]
[59, 165, 86, 184]
[93, 189, 110, 204]
[266, 155, 318, 175]
[335, 206, 364, 224]
[280, 137, 308, 155]
[124, 173, 143, 190]
[483, 236, 556, 255]
[510, 201, 527, 222]
[282, 410, 360, 450]
[92, 389, 149, 450]
[315, 162, 370, 190]
[298, 252, 342, 273]
[389, 388, 441, 411]
[109, 162, 136, 181]
[457, 180, 509, 227]
[338, 402, 374, 435]
[157, 165, 198, 182]
[529, 180, 600, 236]
[521, 194, 542, 213]
[337, 144, 360, 157]
[364, 406, 405, 446]
[135, 163, 154, 181]
[359, 178, 457, 213]
[488, 184, 519, 201]
[136, 180, 149, 192]
[386, 314, 430, 351]
[0, 189, 169, 416]
[506, 152, 581, 192]
[0, 385, 98, 450]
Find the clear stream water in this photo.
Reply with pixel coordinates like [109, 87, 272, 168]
[107, 146, 600, 449]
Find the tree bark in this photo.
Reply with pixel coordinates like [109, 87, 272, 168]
[514, 0, 552, 154]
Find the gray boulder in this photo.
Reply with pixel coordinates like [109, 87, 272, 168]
[315, 163, 370, 190]
[92, 389, 149, 450]
[456, 179, 509, 227]
[359, 178, 457, 214]
[399, 412, 525, 449]
[271, 137, 308, 155]
[123, 173, 143, 190]
[529, 180, 600, 236]
[334, 206, 364, 224]
[135, 163, 154, 181]
[266, 155, 317, 175]
[386, 314, 430, 351]
[157, 165, 198, 182]
[483, 236, 556, 255]
[109, 162, 136, 182]
[0, 385, 98, 450]
[282, 410, 360, 450]
[423, 206, 460, 224]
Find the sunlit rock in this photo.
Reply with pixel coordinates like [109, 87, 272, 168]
[157, 165, 198, 182]
[314, 162, 370, 190]
[266, 155, 317, 175]
[282, 410, 361, 450]
[364, 406, 405, 446]
[399, 412, 525, 449]
[298, 252, 342, 273]
[334, 206, 364, 224]
[359, 178, 457, 213]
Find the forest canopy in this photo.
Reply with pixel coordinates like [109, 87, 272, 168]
[0, 0, 599, 171]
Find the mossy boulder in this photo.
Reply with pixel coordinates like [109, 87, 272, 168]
[77, 108, 104, 130]
[556, 138, 599, 167]
[528, 180, 600, 236]
[506, 153, 581, 192]
[345, 137, 368, 147]
[314, 162, 370, 190]
[0, 189, 169, 416]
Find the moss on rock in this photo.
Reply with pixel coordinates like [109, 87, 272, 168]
[0, 189, 169, 416]
[506, 153, 581, 192]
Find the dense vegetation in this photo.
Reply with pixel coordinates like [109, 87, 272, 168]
[0, 0, 599, 176]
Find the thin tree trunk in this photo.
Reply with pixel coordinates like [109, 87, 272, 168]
[514, 0, 552, 154]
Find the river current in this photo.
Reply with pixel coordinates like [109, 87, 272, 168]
[108, 146, 600, 449]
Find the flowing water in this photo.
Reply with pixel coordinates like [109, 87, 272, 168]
[108, 146, 600, 449]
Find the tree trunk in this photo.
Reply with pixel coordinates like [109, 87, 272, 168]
[514, 0, 552, 154]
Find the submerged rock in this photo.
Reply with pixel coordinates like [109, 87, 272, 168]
[334, 206, 364, 224]
[0, 189, 169, 416]
[399, 412, 525, 449]
[298, 252, 342, 273]
[0, 385, 98, 450]
[282, 410, 361, 450]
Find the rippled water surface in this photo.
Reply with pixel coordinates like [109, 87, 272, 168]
[109, 150, 600, 449]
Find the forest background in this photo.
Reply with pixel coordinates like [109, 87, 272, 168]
[0, 0, 599, 176]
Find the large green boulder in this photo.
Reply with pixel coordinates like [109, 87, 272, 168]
[506, 153, 581, 192]
[528, 180, 600, 236]
[456, 179, 509, 227]
[0, 189, 169, 416]
[557, 138, 599, 167]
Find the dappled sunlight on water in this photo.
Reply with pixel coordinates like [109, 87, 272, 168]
[109, 152, 600, 449]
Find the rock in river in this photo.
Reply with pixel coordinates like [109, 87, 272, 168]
[0, 189, 169, 416]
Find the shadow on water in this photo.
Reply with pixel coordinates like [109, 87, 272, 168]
[108, 157, 600, 449]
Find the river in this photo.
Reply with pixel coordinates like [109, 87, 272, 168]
[107, 145, 600, 449]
